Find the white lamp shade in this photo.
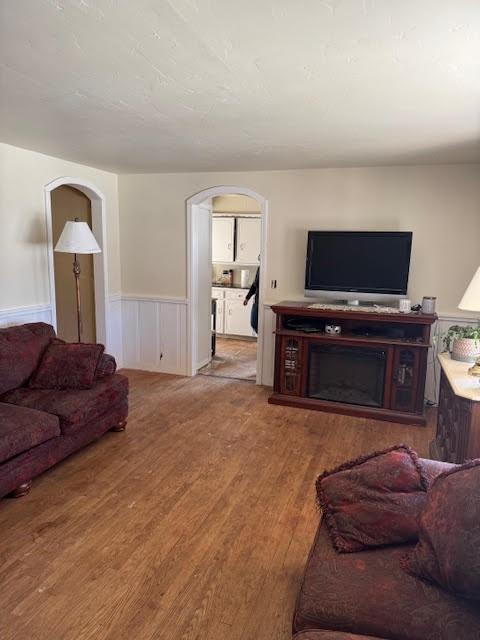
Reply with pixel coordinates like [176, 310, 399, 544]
[459, 266, 480, 312]
[54, 221, 101, 254]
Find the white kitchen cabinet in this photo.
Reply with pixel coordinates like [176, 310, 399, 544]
[212, 217, 235, 263]
[212, 287, 255, 337]
[224, 296, 255, 337]
[236, 217, 261, 265]
[215, 299, 225, 334]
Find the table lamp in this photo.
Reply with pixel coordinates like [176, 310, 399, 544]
[459, 266, 480, 379]
[54, 218, 101, 342]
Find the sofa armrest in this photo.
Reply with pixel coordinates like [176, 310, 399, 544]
[419, 457, 457, 486]
[95, 353, 117, 379]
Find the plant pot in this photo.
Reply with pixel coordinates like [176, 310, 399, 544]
[451, 338, 480, 363]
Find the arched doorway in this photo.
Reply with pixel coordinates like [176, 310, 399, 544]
[186, 186, 268, 384]
[50, 185, 97, 342]
[44, 177, 109, 345]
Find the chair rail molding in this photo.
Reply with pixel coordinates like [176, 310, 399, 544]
[0, 304, 53, 328]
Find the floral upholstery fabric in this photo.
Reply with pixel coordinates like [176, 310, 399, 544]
[0, 402, 60, 464]
[293, 632, 386, 640]
[0, 323, 55, 395]
[402, 460, 480, 601]
[293, 521, 480, 640]
[2, 374, 129, 435]
[29, 342, 105, 390]
[95, 353, 117, 378]
[316, 445, 428, 553]
[0, 400, 128, 498]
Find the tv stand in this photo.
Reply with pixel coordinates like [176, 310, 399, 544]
[269, 301, 437, 425]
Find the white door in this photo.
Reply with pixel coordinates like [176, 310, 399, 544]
[193, 203, 212, 369]
[212, 217, 235, 262]
[225, 298, 254, 336]
[236, 217, 261, 264]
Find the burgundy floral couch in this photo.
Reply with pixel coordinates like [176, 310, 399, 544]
[0, 322, 128, 498]
[292, 456, 480, 640]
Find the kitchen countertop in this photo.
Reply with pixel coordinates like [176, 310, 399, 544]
[438, 352, 480, 401]
[212, 283, 250, 289]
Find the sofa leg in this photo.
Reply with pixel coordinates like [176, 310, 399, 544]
[9, 481, 32, 498]
[110, 420, 127, 432]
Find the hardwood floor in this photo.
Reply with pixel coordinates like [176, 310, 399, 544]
[199, 337, 257, 381]
[0, 371, 435, 640]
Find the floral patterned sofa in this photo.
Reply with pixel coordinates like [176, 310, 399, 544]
[292, 457, 480, 640]
[0, 322, 128, 498]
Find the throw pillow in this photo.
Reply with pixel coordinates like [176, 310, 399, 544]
[316, 444, 428, 553]
[29, 342, 104, 390]
[401, 459, 480, 601]
[95, 353, 117, 378]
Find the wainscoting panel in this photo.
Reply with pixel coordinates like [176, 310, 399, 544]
[1, 301, 475, 401]
[106, 295, 123, 368]
[121, 296, 188, 375]
[0, 305, 53, 328]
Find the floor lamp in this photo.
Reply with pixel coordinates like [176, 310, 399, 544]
[54, 218, 101, 342]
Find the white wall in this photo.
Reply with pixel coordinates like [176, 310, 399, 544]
[0, 143, 123, 360]
[118, 165, 480, 389]
[119, 165, 480, 316]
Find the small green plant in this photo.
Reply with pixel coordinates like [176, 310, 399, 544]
[443, 325, 480, 352]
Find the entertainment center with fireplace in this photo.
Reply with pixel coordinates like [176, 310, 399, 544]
[269, 302, 436, 424]
[269, 229, 438, 425]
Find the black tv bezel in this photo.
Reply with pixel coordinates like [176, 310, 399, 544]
[305, 231, 413, 295]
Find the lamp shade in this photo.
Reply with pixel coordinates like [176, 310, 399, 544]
[459, 266, 480, 312]
[54, 221, 101, 254]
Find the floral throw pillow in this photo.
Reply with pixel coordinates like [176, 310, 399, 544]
[401, 460, 480, 601]
[29, 342, 104, 390]
[316, 444, 429, 553]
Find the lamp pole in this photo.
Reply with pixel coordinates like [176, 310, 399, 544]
[73, 252, 82, 342]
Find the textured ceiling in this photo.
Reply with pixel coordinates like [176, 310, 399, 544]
[1, 0, 479, 173]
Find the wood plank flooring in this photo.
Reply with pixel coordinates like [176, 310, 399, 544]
[199, 337, 257, 381]
[0, 371, 435, 640]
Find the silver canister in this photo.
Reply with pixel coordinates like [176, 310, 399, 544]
[422, 296, 436, 314]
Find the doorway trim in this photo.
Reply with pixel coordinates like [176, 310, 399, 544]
[186, 185, 268, 384]
[44, 177, 109, 346]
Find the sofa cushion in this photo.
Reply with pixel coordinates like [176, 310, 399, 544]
[0, 402, 60, 464]
[95, 353, 117, 378]
[293, 522, 480, 640]
[316, 445, 428, 553]
[293, 632, 386, 640]
[402, 460, 480, 601]
[29, 342, 104, 390]
[2, 374, 128, 435]
[0, 323, 55, 395]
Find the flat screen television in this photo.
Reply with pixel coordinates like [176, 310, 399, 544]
[305, 231, 412, 303]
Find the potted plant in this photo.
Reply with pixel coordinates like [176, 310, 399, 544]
[443, 325, 480, 362]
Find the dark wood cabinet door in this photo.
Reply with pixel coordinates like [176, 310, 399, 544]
[434, 372, 472, 463]
[279, 336, 304, 396]
[390, 347, 421, 413]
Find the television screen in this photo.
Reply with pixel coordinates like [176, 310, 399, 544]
[305, 231, 412, 295]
